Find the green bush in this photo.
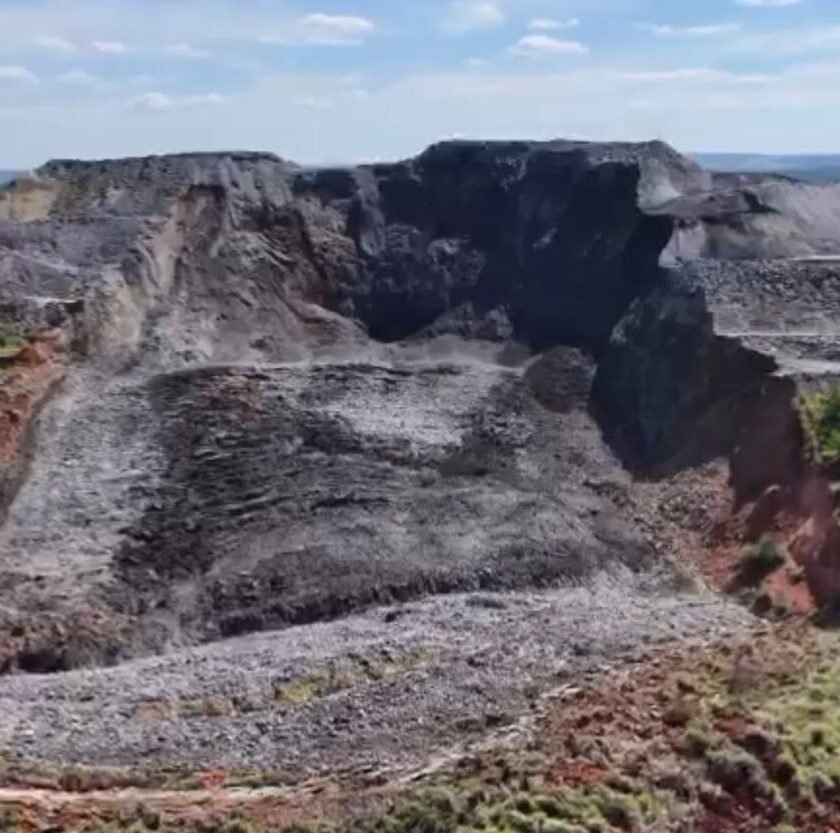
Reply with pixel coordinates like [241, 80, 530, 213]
[801, 388, 840, 463]
[0, 811, 22, 833]
[0, 322, 25, 360]
[737, 537, 785, 584]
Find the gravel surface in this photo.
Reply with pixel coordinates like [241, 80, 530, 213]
[0, 575, 752, 781]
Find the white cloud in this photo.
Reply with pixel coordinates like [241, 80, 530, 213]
[465, 57, 488, 67]
[296, 13, 375, 44]
[528, 18, 579, 32]
[736, 0, 803, 6]
[4, 1, 840, 166]
[132, 92, 173, 111]
[293, 95, 334, 109]
[619, 68, 775, 84]
[132, 91, 223, 112]
[0, 1, 252, 45]
[731, 26, 840, 55]
[91, 40, 128, 54]
[508, 35, 589, 57]
[8, 65, 840, 169]
[0, 65, 37, 82]
[442, 2, 504, 34]
[260, 13, 376, 46]
[0, 3, 374, 52]
[645, 23, 741, 37]
[164, 43, 211, 59]
[33, 35, 77, 53]
[56, 70, 102, 85]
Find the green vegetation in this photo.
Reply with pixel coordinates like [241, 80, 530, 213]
[21, 638, 840, 833]
[0, 322, 24, 360]
[343, 781, 662, 833]
[274, 649, 439, 706]
[801, 387, 840, 463]
[0, 810, 22, 833]
[760, 660, 840, 796]
[737, 536, 786, 585]
[85, 823, 256, 833]
[133, 650, 441, 722]
[70, 768, 667, 833]
[676, 645, 840, 825]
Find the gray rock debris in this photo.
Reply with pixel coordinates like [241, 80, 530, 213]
[0, 579, 751, 778]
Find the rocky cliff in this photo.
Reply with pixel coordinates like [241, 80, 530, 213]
[1, 141, 699, 359]
[6, 140, 840, 831]
[0, 139, 745, 671]
[4, 139, 840, 833]
[3, 139, 834, 673]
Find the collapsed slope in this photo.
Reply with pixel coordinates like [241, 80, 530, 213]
[0, 140, 725, 672]
[0, 139, 815, 794]
[4, 141, 840, 832]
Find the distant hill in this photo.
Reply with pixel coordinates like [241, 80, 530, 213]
[695, 153, 840, 183]
[0, 171, 17, 185]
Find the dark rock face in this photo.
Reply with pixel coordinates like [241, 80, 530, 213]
[5, 140, 689, 354]
[592, 272, 803, 498]
[336, 141, 677, 349]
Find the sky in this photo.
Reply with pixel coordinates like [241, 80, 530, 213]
[2, 0, 840, 167]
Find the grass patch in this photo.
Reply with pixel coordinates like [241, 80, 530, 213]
[801, 387, 840, 464]
[134, 649, 441, 721]
[354, 780, 662, 833]
[677, 640, 840, 821]
[24, 638, 840, 833]
[274, 649, 439, 707]
[0, 810, 22, 833]
[83, 823, 256, 833]
[0, 323, 24, 360]
[758, 660, 840, 798]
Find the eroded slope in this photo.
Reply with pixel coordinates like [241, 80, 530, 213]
[0, 141, 712, 670]
[0, 141, 797, 793]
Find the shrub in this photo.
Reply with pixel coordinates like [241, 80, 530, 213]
[705, 746, 768, 795]
[684, 725, 716, 757]
[0, 322, 24, 359]
[0, 811, 22, 833]
[801, 387, 840, 463]
[737, 537, 785, 584]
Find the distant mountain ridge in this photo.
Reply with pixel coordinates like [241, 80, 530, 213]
[696, 153, 840, 183]
[6, 153, 840, 184]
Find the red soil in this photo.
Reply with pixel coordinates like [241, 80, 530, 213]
[0, 331, 66, 469]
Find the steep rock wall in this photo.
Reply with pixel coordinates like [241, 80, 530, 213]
[592, 272, 803, 498]
[0, 139, 797, 670]
[11, 140, 698, 360]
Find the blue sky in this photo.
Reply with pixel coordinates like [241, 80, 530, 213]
[2, 0, 840, 166]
